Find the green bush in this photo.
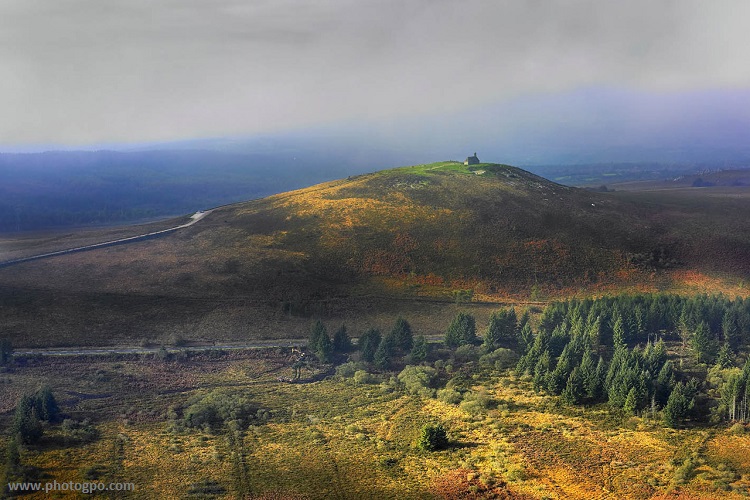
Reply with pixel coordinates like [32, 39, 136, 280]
[479, 348, 518, 370]
[454, 345, 480, 363]
[353, 370, 377, 385]
[729, 423, 746, 435]
[674, 458, 696, 484]
[417, 423, 449, 451]
[460, 389, 494, 415]
[336, 361, 362, 378]
[182, 390, 259, 432]
[398, 365, 438, 397]
[437, 388, 463, 405]
[61, 419, 100, 443]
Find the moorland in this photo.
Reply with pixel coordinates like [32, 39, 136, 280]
[1, 160, 750, 498]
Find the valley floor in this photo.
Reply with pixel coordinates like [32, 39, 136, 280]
[1, 349, 747, 499]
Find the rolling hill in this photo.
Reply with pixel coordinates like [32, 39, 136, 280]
[1, 161, 749, 346]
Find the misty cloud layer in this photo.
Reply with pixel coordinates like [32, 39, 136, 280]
[2, 1, 750, 151]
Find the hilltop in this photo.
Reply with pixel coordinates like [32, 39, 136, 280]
[1, 161, 749, 346]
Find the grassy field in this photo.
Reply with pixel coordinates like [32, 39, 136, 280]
[0, 215, 192, 262]
[1, 348, 748, 499]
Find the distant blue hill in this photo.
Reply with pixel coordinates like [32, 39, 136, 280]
[0, 148, 385, 232]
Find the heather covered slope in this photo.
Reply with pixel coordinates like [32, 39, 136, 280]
[1, 161, 749, 345]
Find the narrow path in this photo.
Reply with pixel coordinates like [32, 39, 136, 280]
[14, 338, 307, 357]
[15, 336, 446, 357]
[0, 210, 211, 268]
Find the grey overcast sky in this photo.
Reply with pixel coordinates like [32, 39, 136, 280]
[2, 0, 750, 154]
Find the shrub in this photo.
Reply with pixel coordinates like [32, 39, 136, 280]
[729, 423, 746, 435]
[460, 389, 494, 415]
[479, 348, 518, 371]
[335, 361, 361, 378]
[398, 365, 438, 397]
[187, 479, 226, 496]
[353, 370, 376, 385]
[182, 390, 259, 432]
[417, 423, 449, 451]
[437, 388, 463, 405]
[454, 345, 480, 363]
[61, 419, 100, 443]
[82, 465, 108, 481]
[505, 463, 527, 482]
[674, 458, 696, 484]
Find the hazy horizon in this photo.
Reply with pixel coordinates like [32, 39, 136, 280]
[2, 1, 750, 165]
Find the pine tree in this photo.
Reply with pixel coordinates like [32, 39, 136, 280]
[578, 351, 596, 400]
[12, 395, 43, 445]
[722, 309, 741, 349]
[586, 356, 606, 401]
[483, 311, 503, 350]
[517, 323, 534, 355]
[518, 310, 531, 332]
[721, 373, 745, 421]
[561, 366, 585, 405]
[316, 332, 332, 363]
[332, 325, 353, 353]
[374, 337, 392, 371]
[715, 342, 733, 369]
[3, 437, 22, 486]
[691, 321, 713, 364]
[309, 320, 328, 357]
[655, 360, 675, 407]
[411, 335, 428, 363]
[445, 312, 477, 348]
[34, 386, 60, 423]
[533, 350, 552, 392]
[359, 328, 381, 363]
[663, 382, 694, 428]
[678, 307, 693, 355]
[612, 312, 627, 349]
[623, 387, 638, 415]
[646, 339, 668, 374]
[390, 318, 414, 352]
[586, 315, 602, 352]
[548, 344, 575, 395]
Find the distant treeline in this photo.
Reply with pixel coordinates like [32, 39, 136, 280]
[0, 149, 373, 232]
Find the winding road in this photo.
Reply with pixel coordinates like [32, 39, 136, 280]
[0, 210, 211, 269]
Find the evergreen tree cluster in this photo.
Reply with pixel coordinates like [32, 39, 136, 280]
[308, 321, 354, 363]
[12, 387, 60, 445]
[311, 317, 423, 371]
[515, 294, 750, 427]
[520, 294, 749, 364]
